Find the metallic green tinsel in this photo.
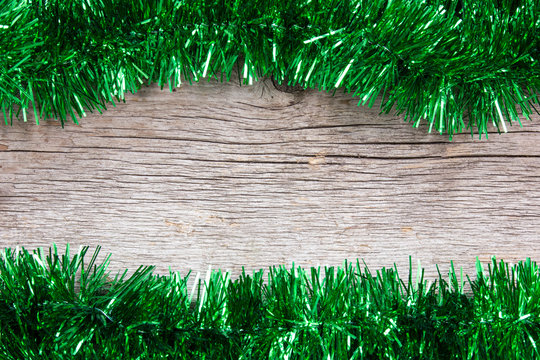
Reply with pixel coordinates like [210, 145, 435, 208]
[0, 245, 539, 358]
[0, 0, 539, 139]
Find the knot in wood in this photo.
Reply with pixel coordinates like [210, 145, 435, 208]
[271, 77, 305, 94]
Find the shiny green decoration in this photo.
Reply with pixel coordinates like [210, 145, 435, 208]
[1, 245, 539, 359]
[0, 0, 539, 139]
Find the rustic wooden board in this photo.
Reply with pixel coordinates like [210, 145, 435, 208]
[1, 76, 539, 281]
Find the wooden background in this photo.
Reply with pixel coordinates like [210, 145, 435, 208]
[1, 76, 539, 281]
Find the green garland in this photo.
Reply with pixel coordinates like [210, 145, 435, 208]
[1, 245, 539, 359]
[1, 0, 539, 138]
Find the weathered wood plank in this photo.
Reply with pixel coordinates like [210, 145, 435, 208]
[1, 76, 539, 280]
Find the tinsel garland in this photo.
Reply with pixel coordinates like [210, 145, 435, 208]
[1, 245, 539, 359]
[1, 0, 539, 138]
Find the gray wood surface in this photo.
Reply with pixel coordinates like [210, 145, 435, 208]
[1, 76, 539, 282]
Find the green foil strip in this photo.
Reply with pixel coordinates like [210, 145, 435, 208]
[0, 0, 538, 139]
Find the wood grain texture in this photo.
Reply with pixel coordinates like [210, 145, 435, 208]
[1, 76, 539, 281]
